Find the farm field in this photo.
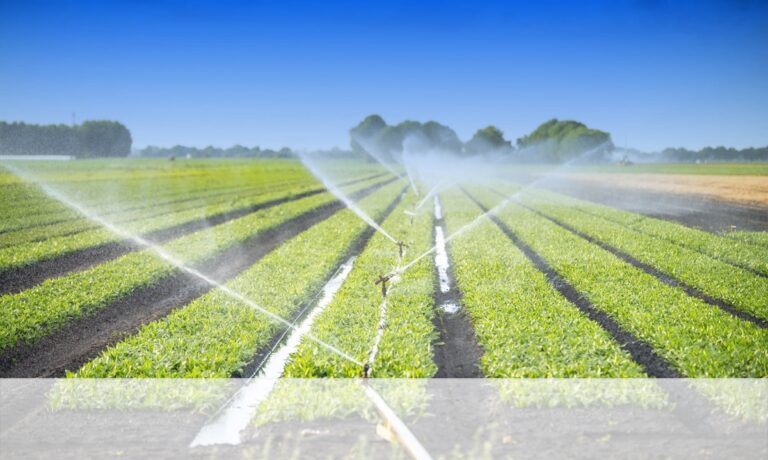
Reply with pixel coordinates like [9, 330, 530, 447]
[0, 158, 766, 379]
[1, 158, 766, 458]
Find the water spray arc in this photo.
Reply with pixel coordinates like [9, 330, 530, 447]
[297, 152, 399, 244]
[350, 134, 407, 182]
[1, 163, 364, 369]
[387, 142, 615, 279]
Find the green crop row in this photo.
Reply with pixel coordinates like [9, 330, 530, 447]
[542, 190, 768, 276]
[0, 185, 315, 273]
[74, 181, 405, 377]
[521, 191, 768, 321]
[0, 176, 385, 275]
[442, 189, 645, 377]
[725, 230, 768, 249]
[0, 181, 311, 248]
[0, 159, 316, 233]
[0, 181, 379, 353]
[474, 186, 768, 377]
[284, 190, 438, 378]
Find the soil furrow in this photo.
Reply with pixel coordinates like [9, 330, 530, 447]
[430, 197, 483, 378]
[0, 180, 394, 378]
[0, 174, 394, 295]
[519, 203, 768, 329]
[462, 188, 681, 378]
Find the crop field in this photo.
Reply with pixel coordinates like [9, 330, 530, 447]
[0, 158, 766, 380]
[1, 157, 766, 458]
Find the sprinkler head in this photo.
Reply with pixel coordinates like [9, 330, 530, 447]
[396, 240, 409, 258]
[375, 273, 391, 298]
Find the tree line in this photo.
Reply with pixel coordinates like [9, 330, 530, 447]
[656, 146, 768, 163]
[136, 145, 295, 158]
[349, 115, 610, 162]
[0, 121, 132, 158]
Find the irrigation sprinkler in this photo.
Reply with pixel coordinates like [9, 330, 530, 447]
[375, 273, 393, 298]
[404, 209, 416, 225]
[397, 240, 409, 258]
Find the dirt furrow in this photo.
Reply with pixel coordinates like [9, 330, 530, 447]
[430, 196, 483, 377]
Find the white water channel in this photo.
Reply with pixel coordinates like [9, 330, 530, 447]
[191, 256, 358, 446]
[433, 196, 459, 314]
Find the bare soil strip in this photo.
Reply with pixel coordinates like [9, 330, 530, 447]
[531, 175, 768, 232]
[522, 204, 768, 329]
[566, 173, 768, 208]
[430, 197, 483, 378]
[238, 186, 407, 378]
[0, 181, 394, 378]
[0, 174, 393, 296]
[463, 188, 680, 378]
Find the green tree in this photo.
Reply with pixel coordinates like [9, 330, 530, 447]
[517, 118, 612, 162]
[465, 125, 512, 155]
[78, 121, 132, 157]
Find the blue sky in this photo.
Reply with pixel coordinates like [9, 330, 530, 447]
[1, 0, 766, 151]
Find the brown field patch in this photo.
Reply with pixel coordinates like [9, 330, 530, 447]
[562, 173, 768, 208]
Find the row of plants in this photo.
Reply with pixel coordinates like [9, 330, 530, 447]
[74, 181, 405, 377]
[546, 190, 768, 276]
[284, 189, 438, 378]
[0, 159, 316, 233]
[442, 188, 645, 377]
[475, 187, 768, 377]
[725, 230, 768, 249]
[0, 176, 384, 274]
[522, 191, 768, 321]
[0, 183, 372, 353]
[0, 179, 316, 248]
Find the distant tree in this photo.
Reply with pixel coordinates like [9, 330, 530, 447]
[350, 114, 388, 154]
[0, 120, 132, 157]
[78, 121, 132, 157]
[349, 114, 463, 159]
[465, 125, 512, 155]
[517, 118, 612, 162]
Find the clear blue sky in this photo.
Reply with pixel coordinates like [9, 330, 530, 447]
[1, 0, 766, 151]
